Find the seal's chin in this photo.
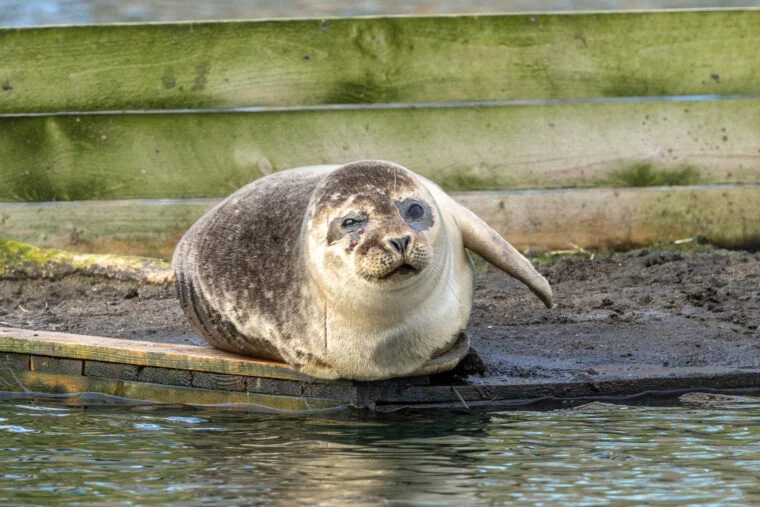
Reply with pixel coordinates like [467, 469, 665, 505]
[364, 260, 426, 282]
[380, 263, 419, 279]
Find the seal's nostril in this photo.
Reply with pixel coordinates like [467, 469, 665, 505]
[388, 235, 411, 253]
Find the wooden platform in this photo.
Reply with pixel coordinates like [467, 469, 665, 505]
[2, 327, 759, 412]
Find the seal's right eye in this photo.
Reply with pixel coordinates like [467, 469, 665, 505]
[342, 218, 358, 228]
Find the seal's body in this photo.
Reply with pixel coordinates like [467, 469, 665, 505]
[174, 161, 552, 380]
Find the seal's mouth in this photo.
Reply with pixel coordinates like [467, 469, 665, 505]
[380, 263, 418, 279]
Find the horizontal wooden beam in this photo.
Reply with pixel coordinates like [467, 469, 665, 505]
[2, 98, 759, 202]
[0, 370, 347, 411]
[3, 352, 760, 411]
[0, 326, 312, 381]
[2, 185, 757, 260]
[1, 9, 759, 113]
[0, 327, 465, 383]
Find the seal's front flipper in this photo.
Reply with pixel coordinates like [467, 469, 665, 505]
[453, 204, 554, 308]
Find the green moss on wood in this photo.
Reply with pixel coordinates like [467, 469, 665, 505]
[0, 238, 172, 283]
[1, 10, 760, 113]
[1, 98, 757, 201]
[608, 162, 701, 187]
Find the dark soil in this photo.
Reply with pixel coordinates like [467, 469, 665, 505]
[1, 249, 758, 384]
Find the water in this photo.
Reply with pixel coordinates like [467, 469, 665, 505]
[1, 398, 759, 505]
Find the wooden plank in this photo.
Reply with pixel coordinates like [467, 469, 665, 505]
[3, 371, 347, 410]
[0, 326, 315, 381]
[192, 371, 247, 391]
[84, 360, 140, 380]
[0, 199, 215, 259]
[0, 238, 173, 282]
[30, 356, 82, 375]
[2, 185, 757, 257]
[1, 98, 758, 202]
[1, 10, 760, 113]
[458, 185, 760, 251]
[246, 377, 303, 397]
[138, 366, 193, 386]
[0, 352, 29, 372]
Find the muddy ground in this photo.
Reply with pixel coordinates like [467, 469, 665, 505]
[0, 248, 758, 384]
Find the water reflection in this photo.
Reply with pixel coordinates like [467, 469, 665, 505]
[0, 399, 759, 505]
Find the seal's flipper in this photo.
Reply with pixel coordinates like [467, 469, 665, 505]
[453, 204, 553, 308]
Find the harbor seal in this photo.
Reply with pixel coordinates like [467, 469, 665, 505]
[173, 160, 552, 380]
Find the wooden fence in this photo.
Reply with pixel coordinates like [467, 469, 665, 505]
[1, 9, 759, 257]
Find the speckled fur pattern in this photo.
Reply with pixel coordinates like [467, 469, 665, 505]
[173, 160, 553, 380]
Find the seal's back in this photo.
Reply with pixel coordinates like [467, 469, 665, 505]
[173, 168, 329, 361]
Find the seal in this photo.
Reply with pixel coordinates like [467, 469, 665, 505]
[173, 160, 552, 380]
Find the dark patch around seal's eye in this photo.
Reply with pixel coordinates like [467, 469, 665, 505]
[327, 211, 368, 244]
[396, 198, 433, 232]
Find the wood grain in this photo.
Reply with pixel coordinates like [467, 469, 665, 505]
[0, 326, 314, 381]
[1, 98, 758, 202]
[30, 356, 83, 375]
[138, 366, 193, 386]
[192, 372, 247, 391]
[1, 10, 759, 113]
[84, 360, 140, 380]
[3, 185, 757, 258]
[6, 371, 347, 410]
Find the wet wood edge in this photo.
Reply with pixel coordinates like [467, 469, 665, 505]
[0, 327, 461, 390]
[3, 351, 760, 412]
[0, 327, 317, 382]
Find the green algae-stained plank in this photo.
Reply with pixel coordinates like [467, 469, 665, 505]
[2, 371, 346, 410]
[0, 326, 318, 382]
[1, 9, 760, 113]
[1, 98, 759, 202]
[2, 185, 757, 258]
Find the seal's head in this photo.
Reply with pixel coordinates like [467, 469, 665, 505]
[305, 161, 445, 300]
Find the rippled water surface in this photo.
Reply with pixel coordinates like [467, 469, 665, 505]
[1, 398, 759, 505]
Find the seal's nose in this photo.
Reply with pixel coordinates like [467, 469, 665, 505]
[388, 235, 411, 254]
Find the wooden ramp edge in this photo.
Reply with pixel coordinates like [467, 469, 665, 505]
[2, 326, 760, 412]
[0, 326, 312, 381]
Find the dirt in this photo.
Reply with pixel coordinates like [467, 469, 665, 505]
[0, 249, 758, 384]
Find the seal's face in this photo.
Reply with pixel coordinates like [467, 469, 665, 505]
[308, 161, 441, 288]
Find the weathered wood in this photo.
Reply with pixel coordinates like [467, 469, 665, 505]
[0, 326, 313, 381]
[2, 98, 758, 202]
[0, 352, 30, 372]
[0, 200, 214, 259]
[3, 99, 760, 201]
[138, 366, 193, 386]
[192, 371, 247, 391]
[246, 377, 303, 397]
[1, 10, 759, 113]
[3, 370, 347, 410]
[302, 382, 359, 403]
[457, 184, 760, 251]
[363, 369, 760, 407]
[3, 185, 757, 257]
[30, 356, 82, 375]
[0, 238, 173, 281]
[84, 360, 140, 380]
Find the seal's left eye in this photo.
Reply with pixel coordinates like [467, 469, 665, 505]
[342, 218, 358, 228]
[407, 203, 425, 221]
